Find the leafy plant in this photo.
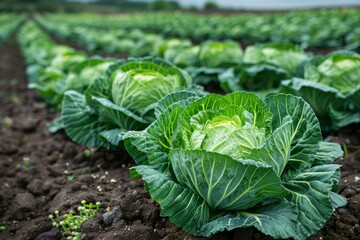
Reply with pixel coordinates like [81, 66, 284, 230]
[124, 91, 345, 239]
[155, 38, 192, 57]
[62, 57, 202, 149]
[0, 116, 13, 128]
[50, 201, 100, 240]
[220, 43, 307, 93]
[281, 51, 360, 130]
[16, 157, 34, 172]
[187, 41, 243, 85]
[198, 41, 243, 68]
[164, 46, 200, 68]
[47, 58, 115, 133]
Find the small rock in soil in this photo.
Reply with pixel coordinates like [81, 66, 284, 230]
[13, 192, 36, 218]
[72, 192, 96, 205]
[349, 194, 360, 211]
[35, 227, 62, 240]
[120, 200, 141, 221]
[78, 175, 94, 185]
[27, 179, 44, 196]
[343, 188, 356, 198]
[20, 119, 37, 133]
[337, 208, 348, 215]
[63, 142, 78, 159]
[16, 175, 30, 189]
[81, 214, 102, 234]
[20, 219, 53, 240]
[132, 219, 142, 225]
[0, 136, 19, 154]
[42, 180, 53, 193]
[336, 220, 354, 236]
[103, 207, 123, 226]
[70, 182, 81, 191]
[141, 206, 160, 226]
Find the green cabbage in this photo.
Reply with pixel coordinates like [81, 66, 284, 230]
[199, 41, 243, 68]
[124, 91, 345, 239]
[61, 57, 201, 148]
[281, 51, 360, 129]
[219, 43, 307, 93]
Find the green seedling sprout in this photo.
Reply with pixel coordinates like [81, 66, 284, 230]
[84, 148, 96, 157]
[49, 201, 100, 240]
[16, 157, 34, 171]
[0, 117, 13, 128]
[67, 175, 75, 182]
[0, 225, 6, 231]
[342, 143, 348, 157]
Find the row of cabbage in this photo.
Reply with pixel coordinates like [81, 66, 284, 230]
[40, 9, 360, 48]
[0, 14, 25, 46]
[18, 20, 346, 240]
[36, 14, 360, 131]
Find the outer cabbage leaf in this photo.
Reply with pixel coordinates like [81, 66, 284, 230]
[219, 63, 288, 93]
[283, 165, 346, 239]
[131, 165, 210, 235]
[281, 77, 360, 130]
[170, 149, 288, 211]
[62, 90, 114, 149]
[265, 93, 322, 170]
[201, 202, 298, 239]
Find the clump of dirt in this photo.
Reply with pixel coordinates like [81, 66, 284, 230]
[0, 37, 359, 240]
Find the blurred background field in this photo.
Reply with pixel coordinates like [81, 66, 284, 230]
[1, 0, 360, 13]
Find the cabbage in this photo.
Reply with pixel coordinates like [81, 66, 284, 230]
[124, 91, 345, 239]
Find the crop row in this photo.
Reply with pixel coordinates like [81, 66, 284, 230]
[35, 14, 360, 131]
[40, 9, 360, 48]
[14, 18, 353, 240]
[0, 14, 25, 46]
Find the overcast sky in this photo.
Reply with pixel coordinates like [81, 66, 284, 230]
[178, 0, 360, 10]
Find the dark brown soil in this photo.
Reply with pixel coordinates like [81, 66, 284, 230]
[0, 36, 359, 240]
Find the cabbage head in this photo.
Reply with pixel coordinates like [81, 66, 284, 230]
[155, 38, 192, 57]
[219, 44, 307, 93]
[281, 51, 360, 129]
[65, 58, 114, 93]
[124, 91, 345, 239]
[61, 57, 200, 148]
[28, 50, 87, 110]
[199, 40, 243, 68]
[187, 41, 243, 85]
[164, 46, 200, 68]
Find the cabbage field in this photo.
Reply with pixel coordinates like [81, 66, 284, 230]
[0, 8, 360, 240]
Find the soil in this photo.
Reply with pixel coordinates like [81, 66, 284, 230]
[0, 33, 359, 240]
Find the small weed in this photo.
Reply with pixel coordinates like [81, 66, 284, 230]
[67, 175, 75, 182]
[49, 200, 100, 240]
[0, 116, 13, 128]
[0, 225, 6, 231]
[84, 148, 96, 157]
[342, 143, 348, 157]
[16, 157, 34, 172]
[10, 92, 20, 104]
